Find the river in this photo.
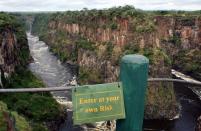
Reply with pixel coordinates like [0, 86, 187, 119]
[27, 33, 72, 100]
[27, 33, 87, 130]
[27, 33, 201, 131]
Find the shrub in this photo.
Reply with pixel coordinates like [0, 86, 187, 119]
[76, 38, 95, 51]
[0, 69, 62, 130]
[110, 22, 118, 30]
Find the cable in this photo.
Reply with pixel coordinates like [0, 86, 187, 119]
[0, 78, 200, 93]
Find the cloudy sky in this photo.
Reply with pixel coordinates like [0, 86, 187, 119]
[0, 0, 200, 12]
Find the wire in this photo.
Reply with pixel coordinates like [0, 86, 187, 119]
[148, 78, 201, 85]
[0, 78, 200, 93]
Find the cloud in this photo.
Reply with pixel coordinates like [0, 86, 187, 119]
[0, 0, 200, 11]
[132, 0, 201, 10]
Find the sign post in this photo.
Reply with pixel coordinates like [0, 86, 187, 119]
[116, 54, 149, 131]
[72, 82, 125, 125]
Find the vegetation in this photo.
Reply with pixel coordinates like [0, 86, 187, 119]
[146, 10, 201, 17]
[145, 82, 178, 119]
[78, 66, 104, 85]
[30, 5, 201, 119]
[31, 5, 158, 36]
[123, 42, 171, 66]
[110, 22, 118, 30]
[0, 13, 64, 130]
[0, 68, 64, 130]
[0, 12, 17, 30]
[76, 38, 96, 51]
[32, 13, 51, 38]
[168, 35, 181, 47]
[0, 101, 32, 131]
[123, 43, 140, 55]
[0, 12, 30, 67]
[173, 49, 201, 80]
[30, 6, 199, 74]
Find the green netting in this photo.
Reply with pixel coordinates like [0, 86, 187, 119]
[116, 55, 149, 131]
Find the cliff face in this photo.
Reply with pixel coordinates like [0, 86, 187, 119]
[0, 13, 30, 86]
[0, 13, 33, 130]
[48, 16, 201, 50]
[157, 16, 201, 80]
[32, 9, 201, 119]
[45, 15, 201, 80]
[156, 16, 201, 49]
[49, 18, 129, 46]
[0, 30, 20, 74]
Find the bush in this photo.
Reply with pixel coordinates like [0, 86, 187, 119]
[169, 35, 181, 46]
[0, 69, 63, 130]
[105, 42, 114, 59]
[11, 111, 32, 131]
[76, 38, 95, 51]
[123, 43, 140, 55]
[110, 22, 118, 30]
[78, 67, 104, 85]
[32, 123, 48, 131]
[0, 101, 32, 131]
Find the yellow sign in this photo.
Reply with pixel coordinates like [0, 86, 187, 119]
[72, 82, 125, 125]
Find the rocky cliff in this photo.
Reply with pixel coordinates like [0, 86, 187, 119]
[0, 12, 32, 130]
[0, 12, 30, 87]
[32, 7, 201, 119]
[0, 13, 66, 131]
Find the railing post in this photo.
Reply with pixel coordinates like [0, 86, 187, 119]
[116, 54, 149, 131]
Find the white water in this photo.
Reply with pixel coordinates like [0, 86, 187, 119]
[27, 32, 73, 103]
[172, 69, 201, 99]
[27, 33, 90, 130]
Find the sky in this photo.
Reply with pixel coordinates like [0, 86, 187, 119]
[0, 0, 201, 12]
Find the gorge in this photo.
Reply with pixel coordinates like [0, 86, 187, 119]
[29, 7, 201, 130]
[31, 6, 201, 120]
[0, 12, 65, 131]
[0, 6, 201, 131]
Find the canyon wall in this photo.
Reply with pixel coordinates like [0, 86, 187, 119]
[0, 12, 31, 130]
[0, 13, 66, 131]
[0, 12, 30, 87]
[32, 8, 201, 119]
[0, 29, 29, 74]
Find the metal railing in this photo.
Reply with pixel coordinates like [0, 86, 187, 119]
[0, 78, 200, 93]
